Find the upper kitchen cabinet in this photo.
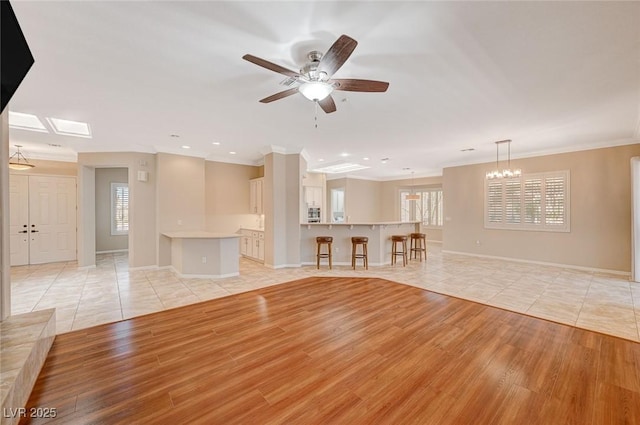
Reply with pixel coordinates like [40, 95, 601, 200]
[304, 186, 323, 207]
[250, 177, 263, 214]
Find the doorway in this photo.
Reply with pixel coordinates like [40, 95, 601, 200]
[9, 175, 77, 265]
[95, 168, 129, 254]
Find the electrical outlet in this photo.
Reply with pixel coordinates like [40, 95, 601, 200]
[201, 256, 207, 264]
[476, 240, 481, 246]
[177, 219, 183, 225]
[335, 247, 340, 253]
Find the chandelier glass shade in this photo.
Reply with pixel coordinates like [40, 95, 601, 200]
[406, 171, 420, 201]
[8, 145, 35, 170]
[486, 139, 521, 179]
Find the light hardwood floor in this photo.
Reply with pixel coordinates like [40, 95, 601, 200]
[10, 245, 640, 341]
[21, 276, 640, 424]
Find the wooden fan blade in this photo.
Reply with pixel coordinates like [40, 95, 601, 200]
[242, 54, 301, 78]
[317, 95, 337, 114]
[317, 35, 358, 77]
[259, 87, 299, 103]
[332, 79, 389, 92]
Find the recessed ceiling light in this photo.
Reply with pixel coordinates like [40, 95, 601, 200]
[46, 117, 92, 138]
[312, 162, 370, 174]
[8, 112, 48, 133]
[340, 152, 349, 157]
[363, 157, 370, 161]
[170, 134, 180, 138]
[318, 158, 325, 162]
[212, 142, 220, 145]
[229, 151, 237, 155]
[381, 157, 389, 164]
[181, 145, 191, 149]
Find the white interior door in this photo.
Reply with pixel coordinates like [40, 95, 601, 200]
[28, 176, 77, 264]
[9, 175, 29, 266]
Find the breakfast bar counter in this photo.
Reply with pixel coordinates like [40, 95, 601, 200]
[300, 222, 420, 266]
[162, 231, 240, 278]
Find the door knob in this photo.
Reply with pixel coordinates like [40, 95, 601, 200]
[18, 230, 27, 233]
[31, 230, 39, 233]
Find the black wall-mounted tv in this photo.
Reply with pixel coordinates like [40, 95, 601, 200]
[1, 0, 35, 113]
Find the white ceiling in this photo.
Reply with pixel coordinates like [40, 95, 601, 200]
[8, 1, 640, 180]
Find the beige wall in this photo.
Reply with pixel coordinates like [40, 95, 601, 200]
[1, 111, 9, 319]
[326, 177, 383, 222]
[9, 158, 76, 176]
[264, 152, 302, 268]
[78, 152, 156, 268]
[156, 153, 205, 266]
[443, 144, 640, 272]
[95, 168, 128, 252]
[380, 176, 444, 242]
[204, 160, 261, 232]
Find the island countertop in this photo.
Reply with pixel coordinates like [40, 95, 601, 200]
[162, 231, 240, 239]
[301, 221, 420, 227]
[300, 221, 420, 266]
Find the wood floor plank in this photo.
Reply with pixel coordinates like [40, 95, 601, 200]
[20, 276, 640, 425]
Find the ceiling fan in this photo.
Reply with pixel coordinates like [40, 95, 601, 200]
[243, 34, 389, 114]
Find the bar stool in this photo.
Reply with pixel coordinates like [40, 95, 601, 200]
[316, 236, 333, 269]
[351, 237, 369, 270]
[391, 235, 408, 266]
[409, 233, 427, 261]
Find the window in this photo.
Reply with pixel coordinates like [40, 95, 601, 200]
[400, 187, 443, 227]
[485, 170, 569, 232]
[111, 183, 129, 235]
[330, 188, 345, 222]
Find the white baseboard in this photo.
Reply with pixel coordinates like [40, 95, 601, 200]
[128, 264, 160, 272]
[96, 249, 129, 254]
[441, 250, 631, 276]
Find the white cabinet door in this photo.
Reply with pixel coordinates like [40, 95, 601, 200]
[240, 236, 250, 256]
[250, 178, 264, 214]
[256, 237, 265, 261]
[304, 186, 322, 207]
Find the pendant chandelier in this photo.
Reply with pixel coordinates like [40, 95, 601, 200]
[9, 145, 35, 171]
[486, 139, 520, 179]
[406, 171, 420, 201]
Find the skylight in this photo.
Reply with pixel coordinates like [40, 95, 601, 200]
[8, 112, 48, 133]
[46, 117, 92, 138]
[311, 162, 370, 174]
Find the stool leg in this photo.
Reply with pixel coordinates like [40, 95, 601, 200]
[316, 243, 320, 269]
[403, 240, 407, 266]
[328, 242, 332, 269]
[364, 243, 368, 270]
[410, 237, 415, 260]
[351, 242, 355, 269]
[391, 241, 396, 265]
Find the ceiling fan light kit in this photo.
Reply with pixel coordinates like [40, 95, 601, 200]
[243, 34, 389, 113]
[298, 81, 334, 101]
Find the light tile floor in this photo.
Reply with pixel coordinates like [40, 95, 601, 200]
[10, 246, 640, 342]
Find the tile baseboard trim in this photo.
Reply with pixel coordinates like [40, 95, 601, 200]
[168, 266, 239, 279]
[96, 249, 129, 254]
[442, 250, 630, 276]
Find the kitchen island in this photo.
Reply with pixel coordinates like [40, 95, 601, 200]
[300, 222, 420, 266]
[162, 231, 240, 278]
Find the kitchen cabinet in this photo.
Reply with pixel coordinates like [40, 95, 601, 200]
[250, 178, 264, 214]
[304, 186, 323, 207]
[240, 228, 264, 262]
